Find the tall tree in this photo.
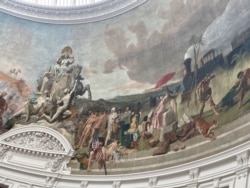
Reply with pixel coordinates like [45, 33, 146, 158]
[189, 34, 206, 105]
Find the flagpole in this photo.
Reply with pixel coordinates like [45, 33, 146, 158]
[103, 160, 107, 175]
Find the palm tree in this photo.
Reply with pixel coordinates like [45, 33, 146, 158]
[189, 34, 206, 105]
[232, 49, 247, 66]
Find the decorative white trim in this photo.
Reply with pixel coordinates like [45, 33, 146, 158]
[80, 181, 88, 188]
[213, 178, 219, 188]
[0, 0, 148, 24]
[112, 181, 121, 188]
[0, 126, 249, 187]
[148, 177, 157, 188]
[189, 168, 199, 182]
[0, 125, 74, 154]
[219, 176, 235, 188]
[236, 151, 249, 167]
[0, 125, 75, 175]
[236, 168, 248, 179]
[187, 183, 198, 188]
[12, 0, 111, 7]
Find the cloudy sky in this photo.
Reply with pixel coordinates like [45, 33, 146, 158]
[0, 0, 249, 100]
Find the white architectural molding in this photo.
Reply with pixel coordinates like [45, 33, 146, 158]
[189, 168, 199, 182]
[148, 177, 157, 188]
[236, 151, 249, 167]
[0, 0, 148, 24]
[13, 0, 110, 7]
[0, 125, 249, 188]
[187, 183, 198, 188]
[112, 181, 121, 188]
[0, 125, 75, 175]
[80, 181, 88, 188]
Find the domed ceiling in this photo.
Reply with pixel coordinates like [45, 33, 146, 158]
[0, 0, 249, 175]
[0, 0, 148, 23]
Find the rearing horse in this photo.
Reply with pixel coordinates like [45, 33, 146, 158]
[69, 65, 92, 101]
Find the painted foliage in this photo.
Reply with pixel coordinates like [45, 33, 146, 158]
[0, 0, 250, 174]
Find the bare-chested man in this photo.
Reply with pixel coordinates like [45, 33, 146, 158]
[88, 111, 108, 145]
[235, 68, 250, 109]
[87, 137, 105, 172]
[76, 112, 98, 148]
[196, 74, 220, 117]
[105, 107, 118, 146]
[14, 91, 48, 122]
[42, 80, 77, 123]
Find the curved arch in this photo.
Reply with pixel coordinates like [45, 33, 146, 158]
[0, 125, 75, 174]
[0, 125, 74, 154]
[0, 0, 148, 24]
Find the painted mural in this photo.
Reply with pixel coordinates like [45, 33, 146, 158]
[0, 0, 250, 174]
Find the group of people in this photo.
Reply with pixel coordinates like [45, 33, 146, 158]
[76, 92, 178, 154]
[195, 67, 250, 117]
[76, 105, 136, 149]
[76, 80, 216, 153]
[13, 79, 77, 123]
[77, 67, 250, 155]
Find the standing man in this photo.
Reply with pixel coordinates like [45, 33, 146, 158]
[196, 74, 220, 117]
[105, 107, 118, 146]
[134, 102, 142, 125]
[165, 85, 181, 121]
[119, 106, 132, 147]
[235, 68, 250, 109]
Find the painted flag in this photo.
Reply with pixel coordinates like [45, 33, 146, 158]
[92, 135, 100, 151]
[155, 72, 176, 89]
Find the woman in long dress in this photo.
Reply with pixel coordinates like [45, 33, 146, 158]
[153, 94, 169, 130]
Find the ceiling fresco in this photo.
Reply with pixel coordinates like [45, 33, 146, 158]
[0, 0, 249, 174]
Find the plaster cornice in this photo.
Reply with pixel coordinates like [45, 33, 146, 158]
[0, 0, 148, 24]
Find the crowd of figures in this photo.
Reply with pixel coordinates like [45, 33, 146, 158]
[0, 46, 249, 174]
[75, 65, 250, 172]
